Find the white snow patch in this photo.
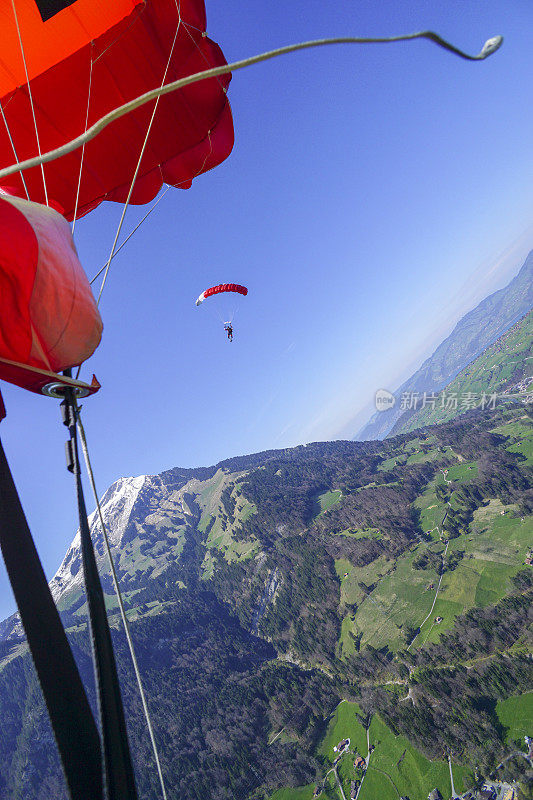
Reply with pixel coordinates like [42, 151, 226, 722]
[50, 475, 146, 602]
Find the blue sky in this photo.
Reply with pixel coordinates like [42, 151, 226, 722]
[1, 0, 533, 618]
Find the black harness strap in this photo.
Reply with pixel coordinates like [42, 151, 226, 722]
[62, 390, 138, 800]
[0, 433, 104, 800]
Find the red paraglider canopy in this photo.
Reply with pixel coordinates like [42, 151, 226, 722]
[0, 0, 234, 395]
[0, 0, 234, 220]
[0, 193, 102, 395]
[195, 283, 248, 305]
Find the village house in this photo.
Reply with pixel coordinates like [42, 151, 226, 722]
[334, 737, 350, 753]
[479, 785, 497, 800]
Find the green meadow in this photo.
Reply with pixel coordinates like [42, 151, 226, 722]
[271, 702, 472, 800]
[496, 692, 533, 748]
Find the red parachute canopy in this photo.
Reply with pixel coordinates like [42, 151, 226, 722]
[0, 193, 102, 394]
[0, 0, 234, 220]
[195, 283, 248, 306]
[0, 0, 234, 395]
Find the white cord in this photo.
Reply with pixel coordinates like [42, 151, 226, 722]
[96, 19, 182, 306]
[89, 187, 170, 285]
[0, 32, 503, 183]
[9, 0, 48, 205]
[72, 51, 94, 234]
[76, 409, 169, 800]
[0, 99, 30, 200]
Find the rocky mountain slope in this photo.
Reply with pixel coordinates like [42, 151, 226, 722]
[0, 406, 532, 800]
[357, 250, 533, 441]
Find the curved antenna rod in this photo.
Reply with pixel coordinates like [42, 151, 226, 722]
[0, 31, 502, 182]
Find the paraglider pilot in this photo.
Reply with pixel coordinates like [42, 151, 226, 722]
[224, 323, 233, 342]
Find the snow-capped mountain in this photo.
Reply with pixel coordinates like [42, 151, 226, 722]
[49, 475, 147, 602]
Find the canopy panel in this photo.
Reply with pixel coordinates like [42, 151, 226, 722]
[0, 194, 102, 388]
[0, 0, 234, 219]
[195, 283, 248, 305]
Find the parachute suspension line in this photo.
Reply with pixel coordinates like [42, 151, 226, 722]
[92, 2, 148, 65]
[180, 0, 225, 172]
[194, 127, 213, 180]
[72, 48, 95, 235]
[9, 0, 48, 206]
[89, 186, 170, 286]
[95, 18, 182, 308]
[0, 31, 503, 183]
[76, 411, 169, 800]
[62, 384, 139, 800]
[182, 18, 227, 96]
[0, 100, 30, 200]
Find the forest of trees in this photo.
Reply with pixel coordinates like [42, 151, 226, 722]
[0, 403, 531, 798]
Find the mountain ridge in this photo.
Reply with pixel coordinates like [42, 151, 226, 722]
[357, 250, 533, 440]
[0, 406, 531, 799]
[389, 308, 533, 436]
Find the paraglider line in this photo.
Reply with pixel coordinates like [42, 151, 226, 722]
[0, 100, 30, 201]
[72, 50, 94, 235]
[62, 389, 139, 799]
[76, 408, 169, 800]
[182, 16, 227, 95]
[9, 0, 48, 206]
[95, 19, 182, 308]
[89, 186, 170, 285]
[0, 31, 503, 182]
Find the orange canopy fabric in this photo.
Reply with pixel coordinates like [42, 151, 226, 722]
[0, 0, 234, 219]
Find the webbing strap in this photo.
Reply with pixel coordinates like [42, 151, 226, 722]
[0, 435, 103, 800]
[64, 393, 138, 800]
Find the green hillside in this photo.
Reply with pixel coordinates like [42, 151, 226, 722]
[0, 405, 532, 800]
[272, 700, 472, 800]
[392, 309, 533, 435]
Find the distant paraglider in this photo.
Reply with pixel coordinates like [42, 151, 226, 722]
[196, 283, 248, 341]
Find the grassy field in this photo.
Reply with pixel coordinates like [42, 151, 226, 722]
[394, 311, 533, 436]
[340, 494, 533, 652]
[414, 480, 447, 536]
[492, 418, 533, 440]
[507, 437, 533, 465]
[363, 714, 471, 800]
[271, 702, 473, 800]
[446, 461, 478, 481]
[315, 490, 343, 516]
[413, 502, 532, 644]
[496, 692, 533, 748]
[194, 470, 260, 563]
[271, 785, 316, 800]
[317, 701, 368, 762]
[336, 527, 383, 540]
[351, 546, 443, 651]
[492, 415, 533, 466]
